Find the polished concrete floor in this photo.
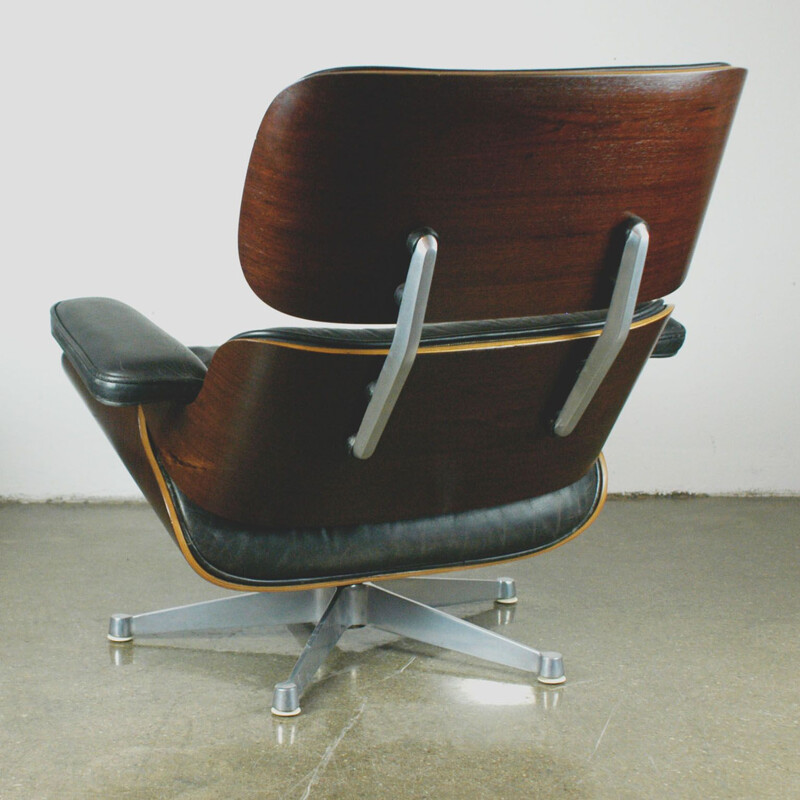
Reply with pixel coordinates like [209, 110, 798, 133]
[0, 498, 797, 799]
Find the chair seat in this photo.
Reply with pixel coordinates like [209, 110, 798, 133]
[159, 454, 605, 588]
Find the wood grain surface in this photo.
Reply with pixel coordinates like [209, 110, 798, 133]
[239, 65, 745, 323]
[147, 309, 670, 527]
[142, 65, 745, 529]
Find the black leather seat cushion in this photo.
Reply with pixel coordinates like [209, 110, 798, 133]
[162, 457, 604, 588]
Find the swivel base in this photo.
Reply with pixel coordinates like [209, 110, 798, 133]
[107, 576, 564, 715]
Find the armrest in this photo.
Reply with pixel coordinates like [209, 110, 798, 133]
[650, 317, 686, 358]
[51, 297, 207, 405]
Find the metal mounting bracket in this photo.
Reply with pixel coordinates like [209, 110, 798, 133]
[553, 218, 649, 437]
[348, 229, 438, 459]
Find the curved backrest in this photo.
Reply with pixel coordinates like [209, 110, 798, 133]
[146, 64, 745, 528]
[149, 304, 668, 527]
[239, 65, 745, 323]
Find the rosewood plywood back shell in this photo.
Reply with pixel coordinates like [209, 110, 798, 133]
[144, 65, 746, 528]
[148, 309, 669, 527]
[239, 65, 746, 323]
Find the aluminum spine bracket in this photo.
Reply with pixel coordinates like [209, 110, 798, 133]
[349, 229, 438, 459]
[553, 218, 650, 437]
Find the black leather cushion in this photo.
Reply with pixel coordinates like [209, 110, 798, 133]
[650, 317, 686, 357]
[51, 298, 208, 406]
[162, 457, 604, 588]
[188, 346, 218, 367]
[190, 299, 683, 367]
[236, 300, 667, 350]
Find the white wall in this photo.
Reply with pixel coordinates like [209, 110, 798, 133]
[2, 0, 797, 499]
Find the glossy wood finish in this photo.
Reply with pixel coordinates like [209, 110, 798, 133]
[146, 309, 669, 527]
[138, 404, 609, 593]
[239, 65, 745, 323]
[61, 357, 175, 536]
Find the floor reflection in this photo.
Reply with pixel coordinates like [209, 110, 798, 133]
[448, 676, 563, 709]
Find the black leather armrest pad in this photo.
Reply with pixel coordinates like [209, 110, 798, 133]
[51, 298, 207, 405]
[650, 317, 686, 358]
